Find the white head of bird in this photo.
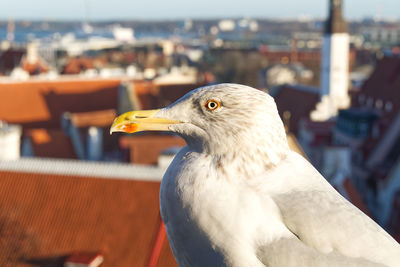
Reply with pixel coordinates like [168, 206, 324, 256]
[110, 83, 289, 171]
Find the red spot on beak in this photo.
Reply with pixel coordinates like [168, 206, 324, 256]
[119, 123, 138, 133]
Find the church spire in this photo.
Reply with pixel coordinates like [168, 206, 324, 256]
[325, 0, 347, 34]
[312, 0, 350, 121]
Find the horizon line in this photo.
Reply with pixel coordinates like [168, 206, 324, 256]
[0, 15, 399, 23]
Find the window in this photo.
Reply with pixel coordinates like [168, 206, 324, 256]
[358, 94, 365, 104]
[366, 97, 373, 107]
[372, 123, 380, 139]
[375, 99, 383, 109]
[385, 101, 393, 112]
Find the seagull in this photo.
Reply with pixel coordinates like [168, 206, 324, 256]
[110, 84, 400, 267]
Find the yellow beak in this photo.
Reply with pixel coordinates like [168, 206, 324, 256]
[110, 109, 181, 134]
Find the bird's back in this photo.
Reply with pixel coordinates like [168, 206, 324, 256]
[262, 151, 400, 267]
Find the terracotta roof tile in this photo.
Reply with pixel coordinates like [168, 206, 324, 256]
[0, 79, 121, 129]
[20, 58, 49, 75]
[0, 170, 177, 267]
[0, 79, 205, 130]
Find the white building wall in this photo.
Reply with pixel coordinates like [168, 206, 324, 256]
[320, 33, 350, 109]
[313, 33, 350, 121]
[0, 123, 22, 160]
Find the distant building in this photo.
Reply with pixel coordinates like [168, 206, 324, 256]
[6, 19, 15, 43]
[261, 63, 314, 89]
[259, 45, 322, 72]
[362, 26, 400, 45]
[334, 56, 400, 226]
[0, 48, 25, 75]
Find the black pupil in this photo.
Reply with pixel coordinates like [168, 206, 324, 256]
[209, 102, 216, 108]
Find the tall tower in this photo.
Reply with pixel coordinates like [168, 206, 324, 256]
[321, 0, 349, 106]
[312, 0, 350, 121]
[6, 19, 15, 43]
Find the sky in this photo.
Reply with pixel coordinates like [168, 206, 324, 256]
[1, 0, 399, 21]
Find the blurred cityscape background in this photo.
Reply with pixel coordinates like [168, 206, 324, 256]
[0, 0, 400, 266]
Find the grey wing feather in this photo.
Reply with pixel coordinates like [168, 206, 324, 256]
[257, 237, 388, 267]
[262, 152, 400, 267]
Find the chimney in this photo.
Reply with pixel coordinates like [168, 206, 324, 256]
[0, 121, 22, 160]
[6, 19, 15, 43]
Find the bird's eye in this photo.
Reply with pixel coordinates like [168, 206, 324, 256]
[205, 100, 220, 111]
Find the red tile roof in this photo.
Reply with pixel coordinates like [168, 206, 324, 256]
[0, 79, 204, 130]
[300, 119, 335, 146]
[20, 58, 49, 75]
[0, 78, 205, 162]
[62, 58, 106, 75]
[352, 57, 400, 156]
[0, 170, 178, 267]
[0, 79, 121, 129]
[274, 84, 320, 134]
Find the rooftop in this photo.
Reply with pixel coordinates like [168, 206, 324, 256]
[0, 78, 122, 129]
[273, 83, 320, 134]
[0, 158, 177, 266]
